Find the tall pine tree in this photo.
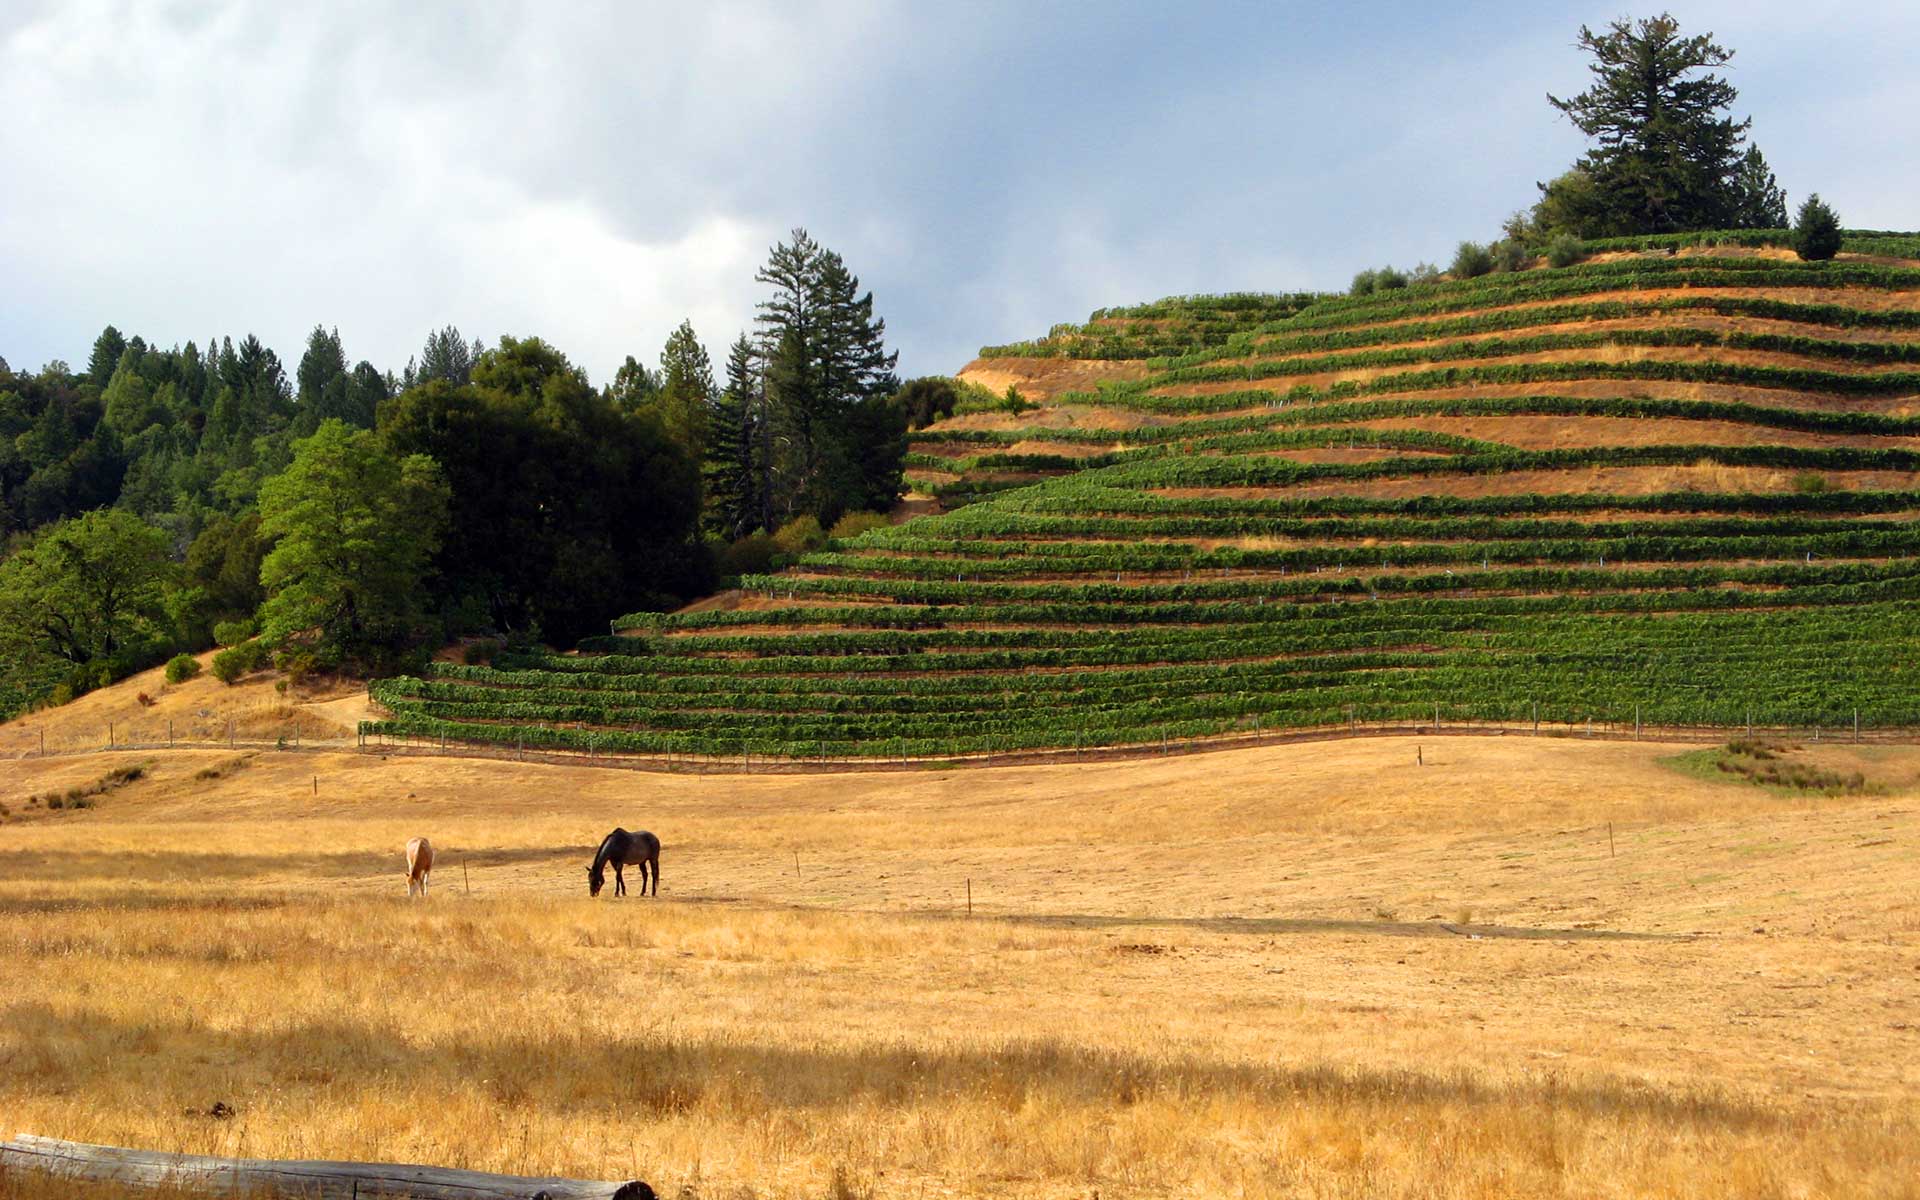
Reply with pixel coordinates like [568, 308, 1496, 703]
[1547, 15, 1761, 234]
[752, 229, 900, 526]
[652, 320, 715, 461]
[702, 334, 762, 540]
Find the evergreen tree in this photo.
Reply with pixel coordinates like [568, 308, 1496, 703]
[86, 326, 127, 390]
[751, 228, 900, 526]
[294, 325, 349, 433]
[412, 326, 479, 387]
[1792, 194, 1843, 261]
[653, 320, 715, 460]
[605, 355, 660, 414]
[701, 334, 761, 539]
[1547, 14, 1757, 234]
[1729, 145, 1788, 228]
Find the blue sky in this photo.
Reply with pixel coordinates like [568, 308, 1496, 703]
[2, 1, 1916, 385]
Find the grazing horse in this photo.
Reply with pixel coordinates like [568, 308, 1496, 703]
[589, 828, 661, 898]
[405, 836, 434, 899]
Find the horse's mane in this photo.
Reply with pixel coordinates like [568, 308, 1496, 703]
[590, 828, 626, 875]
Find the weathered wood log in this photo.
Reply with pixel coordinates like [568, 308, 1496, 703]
[0, 1134, 656, 1200]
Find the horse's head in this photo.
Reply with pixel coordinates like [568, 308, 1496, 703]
[588, 864, 605, 897]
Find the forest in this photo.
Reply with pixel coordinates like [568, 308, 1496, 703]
[0, 229, 940, 718]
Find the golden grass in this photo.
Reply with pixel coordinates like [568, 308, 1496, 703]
[3, 737, 1919, 1198]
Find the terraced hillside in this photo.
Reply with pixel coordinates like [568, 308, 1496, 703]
[368, 239, 1920, 760]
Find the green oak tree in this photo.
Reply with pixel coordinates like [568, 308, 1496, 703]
[257, 419, 447, 664]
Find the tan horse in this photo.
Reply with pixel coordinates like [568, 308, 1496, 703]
[405, 837, 434, 899]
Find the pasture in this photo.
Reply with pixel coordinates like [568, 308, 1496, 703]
[3, 736, 1918, 1198]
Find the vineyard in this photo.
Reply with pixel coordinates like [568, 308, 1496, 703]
[367, 237, 1920, 760]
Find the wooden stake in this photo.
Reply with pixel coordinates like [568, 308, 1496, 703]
[1608, 822, 1616, 858]
[463, 859, 470, 895]
[312, 776, 317, 796]
[794, 850, 801, 879]
[966, 877, 972, 916]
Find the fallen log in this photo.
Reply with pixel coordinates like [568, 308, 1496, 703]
[0, 1134, 656, 1200]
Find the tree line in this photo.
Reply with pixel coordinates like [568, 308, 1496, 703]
[0, 229, 931, 717]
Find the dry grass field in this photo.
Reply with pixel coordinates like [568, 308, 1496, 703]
[3, 732, 1919, 1198]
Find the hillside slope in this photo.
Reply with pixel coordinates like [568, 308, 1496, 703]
[369, 241, 1920, 759]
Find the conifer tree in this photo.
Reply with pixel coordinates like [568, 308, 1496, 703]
[701, 334, 761, 540]
[1729, 145, 1788, 228]
[1792, 194, 1843, 261]
[653, 320, 715, 460]
[1548, 14, 1759, 233]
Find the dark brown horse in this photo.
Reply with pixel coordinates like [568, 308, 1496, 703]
[589, 828, 660, 897]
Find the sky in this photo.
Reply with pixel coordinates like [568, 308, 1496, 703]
[2, 0, 1917, 386]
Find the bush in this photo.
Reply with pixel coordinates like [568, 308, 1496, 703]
[1492, 240, 1530, 273]
[890, 378, 962, 430]
[213, 619, 256, 648]
[1451, 242, 1494, 279]
[274, 644, 320, 684]
[718, 531, 778, 578]
[1349, 269, 1378, 297]
[772, 515, 827, 556]
[164, 653, 202, 684]
[1546, 234, 1585, 268]
[1793, 194, 1843, 261]
[462, 638, 503, 666]
[1409, 262, 1442, 286]
[829, 511, 890, 541]
[211, 638, 267, 685]
[1374, 266, 1408, 291]
[1794, 472, 1832, 494]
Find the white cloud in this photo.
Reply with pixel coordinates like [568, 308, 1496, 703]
[1, 1, 1915, 383]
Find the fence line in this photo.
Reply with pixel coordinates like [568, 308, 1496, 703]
[11, 708, 1909, 775]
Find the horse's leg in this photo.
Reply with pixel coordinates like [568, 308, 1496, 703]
[649, 856, 659, 897]
[615, 863, 625, 897]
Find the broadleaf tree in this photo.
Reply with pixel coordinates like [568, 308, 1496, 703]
[256, 419, 448, 665]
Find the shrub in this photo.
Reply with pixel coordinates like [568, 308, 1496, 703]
[1794, 472, 1832, 494]
[49, 684, 73, 707]
[211, 638, 267, 685]
[1409, 262, 1442, 285]
[274, 644, 320, 684]
[164, 653, 202, 684]
[1451, 242, 1494, 279]
[719, 531, 778, 578]
[1792, 194, 1843, 261]
[1546, 233, 1585, 268]
[829, 512, 890, 541]
[772, 515, 827, 556]
[1374, 266, 1408, 291]
[213, 619, 256, 648]
[1349, 269, 1378, 297]
[1000, 385, 1032, 415]
[462, 638, 503, 666]
[1492, 240, 1530, 273]
[890, 378, 962, 430]
[136, 692, 156, 707]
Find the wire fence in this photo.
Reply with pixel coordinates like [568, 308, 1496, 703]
[13, 704, 1913, 774]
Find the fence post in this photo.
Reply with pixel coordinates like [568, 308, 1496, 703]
[1634, 705, 1640, 741]
[168, 719, 173, 749]
[1532, 700, 1538, 737]
[1854, 708, 1860, 744]
[108, 721, 114, 749]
